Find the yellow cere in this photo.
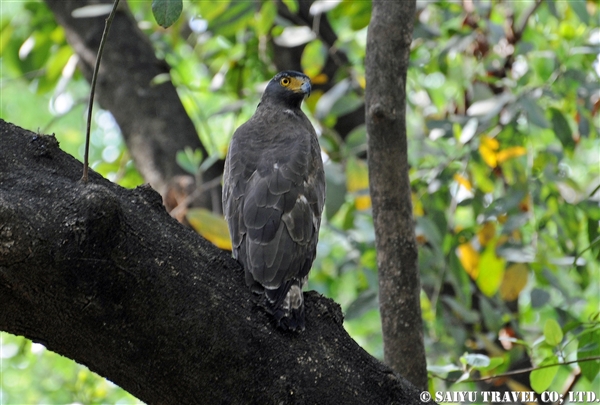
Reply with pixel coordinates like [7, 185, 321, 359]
[282, 76, 307, 92]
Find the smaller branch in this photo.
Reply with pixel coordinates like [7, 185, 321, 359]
[431, 355, 600, 383]
[82, 0, 120, 182]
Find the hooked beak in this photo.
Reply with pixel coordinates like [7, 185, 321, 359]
[300, 79, 311, 98]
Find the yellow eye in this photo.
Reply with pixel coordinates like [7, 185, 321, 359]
[280, 77, 291, 86]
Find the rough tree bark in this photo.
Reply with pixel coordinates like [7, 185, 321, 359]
[365, 0, 428, 390]
[0, 120, 429, 404]
[43, 0, 223, 210]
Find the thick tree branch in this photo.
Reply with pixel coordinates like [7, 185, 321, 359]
[365, 0, 428, 390]
[0, 120, 427, 404]
[43, 0, 221, 210]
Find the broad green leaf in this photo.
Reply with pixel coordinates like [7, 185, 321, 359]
[578, 329, 600, 382]
[325, 162, 347, 220]
[543, 319, 563, 346]
[187, 208, 232, 250]
[549, 108, 574, 151]
[476, 241, 505, 297]
[530, 356, 559, 393]
[345, 289, 378, 320]
[463, 353, 490, 368]
[301, 40, 327, 79]
[480, 356, 504, 372]
[281, 0, 298, 12]
[152, 0, 183, 28]
[427, 363, 462, 375]
[255, 1, 276, 36]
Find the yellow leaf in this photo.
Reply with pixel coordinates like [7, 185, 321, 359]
[500, 263, 529, 301]
[496, 146, 527, 164]
[457, 242, 479, 279]
[412, 192, 424, 216]
[476, 240, 506, 297]
[187, 208, 232, 250]
[477, 221, 496, 246]
[454, 173, 473, 191]
[357, 74, 366, 89]
[346, 157, 369, 192]
[480, 135, 500, 150]
[346, 157, 370, 210]
[355, 195, 372, 210]
[310, 73, 329, 85]
[479, 144, 497, 168]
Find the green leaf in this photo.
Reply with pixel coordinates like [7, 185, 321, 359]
[543, 319, 563, 346]
[301, 40, 327, 78]
[255, 1, 276, 36]
[345, 289, 378, 320]
[152, 0, 183, 28]
[281, 0, 298, 13]
[480, 356, 504, 372]
[176, 147, 203, 175]
[530, 356, 559, 393]
[549, 108, 574, 151]
[578, 329, 600, 382]
[476, 240, 505, 297]
[520, 96, 549, 128]
[569, 1, 589, 24]
[325, 162, 347, 220]
[463, 353, 490, 368]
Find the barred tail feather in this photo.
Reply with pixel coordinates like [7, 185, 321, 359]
[264, 280, 306, 332]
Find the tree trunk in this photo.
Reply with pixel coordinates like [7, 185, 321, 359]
[43, 0, 223, 210]
[365, 0, 428, 390]
[0, 120, 430, 404]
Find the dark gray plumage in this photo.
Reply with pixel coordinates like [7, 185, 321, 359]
[223, 71, 325, 331]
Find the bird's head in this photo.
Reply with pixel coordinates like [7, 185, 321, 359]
[261, 71, 311, 109]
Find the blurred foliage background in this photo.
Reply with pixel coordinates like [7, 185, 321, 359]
[1, 0, 599, 403]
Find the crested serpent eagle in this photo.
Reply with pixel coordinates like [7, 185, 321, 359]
[223, 71, 325, 331]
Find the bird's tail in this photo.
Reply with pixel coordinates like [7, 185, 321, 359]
[264, 278, 306, 332]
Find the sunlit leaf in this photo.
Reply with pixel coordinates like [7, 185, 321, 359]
[309, 0, 342, 15]
[281, 0, 298, 13]
[496, 146, 526, 164]
[255, 1, 276, 36]
[72, 4, 113, 18]
[480, 135, 499, 151]
[530, 356, 559, 393]
[476, 241, 505, 297]
[463, 353, 490, 368]
[301, 40, 327, 80]
[187, 208, 232, 250]
[457, 242, 479, 279]
[543, 319, 563, 346]
[500, 263, 529, 301]
[454, 173, 473, 191]
[467, 93, 513, 117]
[274, 26, 316, 47]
